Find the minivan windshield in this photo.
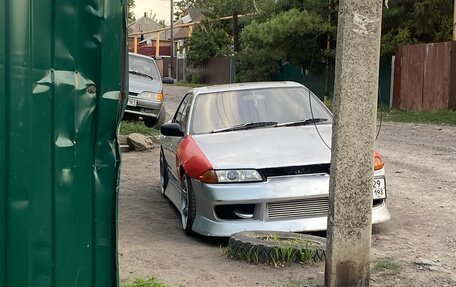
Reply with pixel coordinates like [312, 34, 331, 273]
[129, 54, 160, 80]
[191, 87, 332, 135]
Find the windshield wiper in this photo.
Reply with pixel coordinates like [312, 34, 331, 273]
[129, 70, 154, 80]
[276, 118, 328, 127]
[211, 121, 278, 134]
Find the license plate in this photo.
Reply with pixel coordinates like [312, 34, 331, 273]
[127, 99, 137, 107]
[373, 178, 386, 199]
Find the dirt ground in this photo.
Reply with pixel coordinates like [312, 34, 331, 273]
[119, 85, 456, 287]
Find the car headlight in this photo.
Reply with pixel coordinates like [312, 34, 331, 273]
[139, 91, 164, 101]
[198, 169, 263, 183]
[374, 151, 385, 171]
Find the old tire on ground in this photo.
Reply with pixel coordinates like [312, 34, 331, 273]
[228, 231, 326, 264]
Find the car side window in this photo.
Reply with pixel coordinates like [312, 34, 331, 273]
[174, 95, 190, 124]
[173, 94, 194, 131]
[179, 94, 194, 132]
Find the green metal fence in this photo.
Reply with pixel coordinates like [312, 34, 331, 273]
[0, 1, 127, 286]
[271, 58, 393, 106]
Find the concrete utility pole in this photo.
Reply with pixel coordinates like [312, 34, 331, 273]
[170, 0, 175, 78]
[325, 1, 383, 287]
[324, 0, 332, 101]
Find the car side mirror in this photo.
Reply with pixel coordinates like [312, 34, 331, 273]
[161, 123, 184, 137]
[162, 77, 174, 84]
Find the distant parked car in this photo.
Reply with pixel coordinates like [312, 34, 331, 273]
[159, 82, 391, 237]
[126, 53, 171, 128]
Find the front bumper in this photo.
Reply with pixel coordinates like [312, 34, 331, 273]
[190, 173, 391, 237]
[125, 95, 163, 118]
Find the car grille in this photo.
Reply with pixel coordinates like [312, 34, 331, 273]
[267, 197, 329, 220]
[267, 198, 384, 220]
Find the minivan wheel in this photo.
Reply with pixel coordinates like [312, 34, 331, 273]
[144, 117, 158, 128]
[154, 106, 166, 128]
[144, 107, 166, 129]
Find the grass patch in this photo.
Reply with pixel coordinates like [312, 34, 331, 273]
[119, 121, 161, 136]
[382, 109, 456, 126]
[263, 234, 311, 246]
[224, 244, 261, 265]
[223, 241, 314, 267]
[372, 257, 403, 275]
[123, 277, 175, 287]
[172, 81, 206, 88]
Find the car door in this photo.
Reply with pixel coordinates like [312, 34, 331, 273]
[162, 93, 194, 181]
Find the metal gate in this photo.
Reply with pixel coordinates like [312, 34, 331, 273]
[0, 1, 127, 286]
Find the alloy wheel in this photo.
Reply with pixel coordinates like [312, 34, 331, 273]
[181, 176, 190, 229]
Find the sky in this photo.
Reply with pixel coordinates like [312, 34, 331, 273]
[134, 0, 172, 24]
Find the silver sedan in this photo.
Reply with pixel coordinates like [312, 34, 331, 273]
[159, 82, 390, 237]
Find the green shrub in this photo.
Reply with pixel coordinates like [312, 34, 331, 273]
[185, 73, 193, 83]
[190, 74, 203, 84]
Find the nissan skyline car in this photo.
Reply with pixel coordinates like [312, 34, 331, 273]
[159, 81, 390, 237]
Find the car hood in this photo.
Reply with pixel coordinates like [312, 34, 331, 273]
[192, 125, 332, 170]
[129, 74, 162, 94]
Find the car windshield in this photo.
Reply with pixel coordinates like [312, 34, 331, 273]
[191, 87, 332, 135]
[129, 55, 160, 80]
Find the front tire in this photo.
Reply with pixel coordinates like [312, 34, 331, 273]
[181, 174, 196, 235]
[159, 149, 168, 198]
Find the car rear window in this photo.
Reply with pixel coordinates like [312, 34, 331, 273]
[129, 55, 161, 80]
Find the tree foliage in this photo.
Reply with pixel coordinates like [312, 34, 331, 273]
[184, 0, 256, 65]
[183, 0, 454, 81]
[186, 26, 232, 65]
[381, 0, 454, 56]
[128, 0, 136, 24]
[175, 0, 202, 17]
[200, 0, 254, 16]
[236, 0, 333, 81]
[158, 19, 166, 28]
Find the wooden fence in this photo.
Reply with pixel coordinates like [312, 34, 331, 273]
[155, 56, 233, 85]
[393, 42, 456, 111]
[186, 57, 233, 85]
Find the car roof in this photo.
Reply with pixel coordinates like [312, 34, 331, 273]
[129, 52, 156, 62]
[190, 81, 306, 95]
